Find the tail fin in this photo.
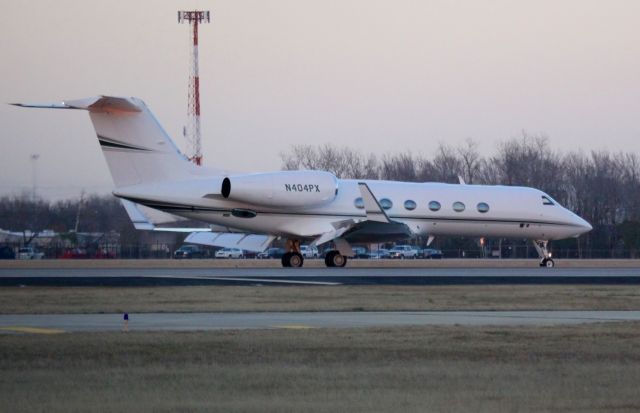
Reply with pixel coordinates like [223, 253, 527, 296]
[13, 96, 196, 188]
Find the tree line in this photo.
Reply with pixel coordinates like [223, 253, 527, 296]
[281, 134, 640, 255]
[0, 194, 139, 245]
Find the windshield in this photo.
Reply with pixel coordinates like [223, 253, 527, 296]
[542, 195, 555, 206]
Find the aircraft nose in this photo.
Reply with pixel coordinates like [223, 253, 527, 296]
[574, 215, 592, 235]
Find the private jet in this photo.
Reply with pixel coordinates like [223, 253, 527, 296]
[13, 96, 592, 267]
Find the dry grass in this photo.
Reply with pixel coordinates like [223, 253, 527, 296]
[1, 285, 640, 314]
[2, 323, 640, 412]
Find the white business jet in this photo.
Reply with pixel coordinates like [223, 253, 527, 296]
[13, 96, 592, 268]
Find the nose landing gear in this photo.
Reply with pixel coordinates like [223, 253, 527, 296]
[533, 240, 555, 268]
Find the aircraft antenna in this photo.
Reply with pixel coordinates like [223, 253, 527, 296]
[178, 10, 210, 166]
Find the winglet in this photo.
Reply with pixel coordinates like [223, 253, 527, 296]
[358, 182, 391, 223]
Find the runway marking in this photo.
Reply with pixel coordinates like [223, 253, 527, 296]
[146, 275, 342, 286]
[273, 324, 316, 329]
[0, 326, 66, 335]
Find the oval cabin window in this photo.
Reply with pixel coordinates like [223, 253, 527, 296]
[429, 201, 441, 211]
[380, 198, 393, 210]
[453, 201, 465, 212]
[404, 200, 417, 210]
[477, 202, 490, 213]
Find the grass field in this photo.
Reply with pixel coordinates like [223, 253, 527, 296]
[1, 284, 639, 314]
[3, 284, 640, 411]
[2, 323, 640, 412]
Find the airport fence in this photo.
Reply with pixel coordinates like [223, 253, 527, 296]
[2, 241, 640, 260]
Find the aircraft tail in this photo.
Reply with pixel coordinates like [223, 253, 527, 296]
[13, 96, 197, 188]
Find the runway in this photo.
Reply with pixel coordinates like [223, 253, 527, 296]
[1, 266, 639, 286]
[1, 311, 639, 333]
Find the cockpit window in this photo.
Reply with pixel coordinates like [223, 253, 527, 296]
[542, 196, 555, 206]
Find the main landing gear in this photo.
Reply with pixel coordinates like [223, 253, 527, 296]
[281, 239, 304, 268]
[280, 239, 349, 268]
[324, 250, 347, 267]
[533, 240, 555, 268]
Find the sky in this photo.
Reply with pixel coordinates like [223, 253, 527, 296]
[1, 0, 639, 200]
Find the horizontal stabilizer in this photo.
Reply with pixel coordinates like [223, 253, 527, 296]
[121, 200, 155, 230]
[185, 232, 275, 252]
[12, 96, 142, 113]
[120, 200, 211, 232]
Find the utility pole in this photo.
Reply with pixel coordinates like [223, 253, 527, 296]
[30, 153, 40, 201]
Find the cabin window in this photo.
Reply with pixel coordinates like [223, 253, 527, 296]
[453, 201, 465, 212]
[380, 198, 393, 210]
[429, 201, 441, 211]
[477, 202, 490, 213]
[354, 197, 364, 209]
[542, 196, 555, 206]
[404, 200, 417, 211]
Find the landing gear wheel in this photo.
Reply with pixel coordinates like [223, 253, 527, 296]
[325, 252, 335, 267]
[324, 250, 347, 267]
[281, 252, 292, 267]
[540, 258, 555, 268]
[282, 252, 304, 268]
[288, 252, 304, 268]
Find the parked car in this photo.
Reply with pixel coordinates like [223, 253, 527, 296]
[173, 245, 205, 259]
[389, 245, 418, 259]
[352, 246, 369, 258]
[420, 248, 443, 259]
[0, 245, 15, 260]
[300, 245, 319, 258]
[257, 247, 285, 259]
[367, 248, 390, 259]
[17, 247, 44, 260]
[377, 248, 391, 259]
[215, 247, 244, 259]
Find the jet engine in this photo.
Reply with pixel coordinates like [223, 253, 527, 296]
[221, 171, 338, 208]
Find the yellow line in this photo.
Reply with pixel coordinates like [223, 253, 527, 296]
[0, 326, 66, 335]
[273, 324, 315, 330]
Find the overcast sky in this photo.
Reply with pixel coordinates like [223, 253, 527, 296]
[1, 0, 639, 199]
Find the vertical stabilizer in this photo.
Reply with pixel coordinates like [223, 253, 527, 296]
[13, 96, 197, 188]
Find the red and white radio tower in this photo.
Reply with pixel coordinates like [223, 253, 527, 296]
[178, 10, 210, 166]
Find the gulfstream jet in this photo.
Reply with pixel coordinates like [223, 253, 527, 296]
[13, 96, 592, 268]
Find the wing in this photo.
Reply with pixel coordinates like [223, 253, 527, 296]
[184, 232, 275, 252]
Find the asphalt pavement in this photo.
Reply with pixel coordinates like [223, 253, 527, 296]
[2, 311, 640, 334]
[0, 266, 639, 286]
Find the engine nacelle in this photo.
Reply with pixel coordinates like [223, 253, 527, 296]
[221, 171, 338, 208]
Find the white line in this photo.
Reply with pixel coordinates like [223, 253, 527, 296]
[145, 275, 341, 286]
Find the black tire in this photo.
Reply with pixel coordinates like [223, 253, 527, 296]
[282, 252, 292, 267]
[540, 258, 555, 267]
[325, 251, 336, 267]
